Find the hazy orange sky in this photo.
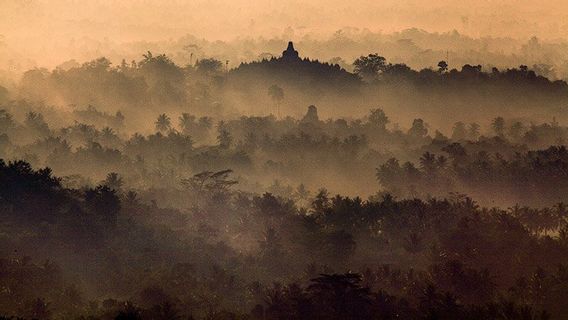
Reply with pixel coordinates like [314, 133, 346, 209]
[2, 0, 568, 68]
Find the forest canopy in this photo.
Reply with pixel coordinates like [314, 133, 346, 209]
[2, 10, 568, 318]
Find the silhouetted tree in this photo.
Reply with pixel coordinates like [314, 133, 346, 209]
[217, 121, 232, 149]
[468, 123, 480, 140]
[353, 53, 387, 81]
[368, 108, 389, 131]
[268, 85, 284, 117]
[103, 172, 124, 191]
[492, 117, 506, 137]
[155, 114, 172, 133]
[452, 122, 467, 140]
[408, 119, 428, 138]
[438, 60, 449, 73]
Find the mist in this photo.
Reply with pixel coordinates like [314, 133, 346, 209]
[3, 1, 568, 319]
[3, 0, 568, 70]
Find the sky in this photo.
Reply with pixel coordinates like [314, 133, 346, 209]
[2, 0, 568, 68]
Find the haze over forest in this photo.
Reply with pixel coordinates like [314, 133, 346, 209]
[3, 1, 568, 319]
[4, 0, 568, 69]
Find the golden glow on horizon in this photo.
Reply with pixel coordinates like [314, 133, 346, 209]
[2, 0, 568, 68]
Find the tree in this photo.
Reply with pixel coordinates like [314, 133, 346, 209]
[420, 152, 437, 174]
[368, 108, 389, 130]
[139, 52, 181, 80]
[294, 184, 311, 202]
[179, 113, 196, 135]
[0, 109, 14, 134]
[216, 121, 232, 149]
[492, 117, 505, 137]
[0, 85, 8, 104]
[124, 190, 139, 205]
[258, 227, 284, 268]
[85, 185, 121, 228]
[438, 60, 449, 73]
[451, 122, 467, 140]
[182, 169, 238, 207]
[199, 116, 213, 129]
[27, 298, 51, 320]
[301, 105, 320, 124]
[155, 114, 172, 133]
[353, 53, 387, 81]
[376, 158, 404, 193]
[307, 273, 373, 319]
[101, 127, 115, 138]
[311, 188, 330, 215]
[115, 302, 142, 320]
[103, 172, 123, 191]
[442, 143, 467, 164]
[509, 121, 525, 141]
[268, 85, 284, 118]
[408, 119, 428, 138]
[468, 123, 480, 140]
[196, 58, 223, 76]
[25, 112, 50, 136]
[325, 230, 357, 263]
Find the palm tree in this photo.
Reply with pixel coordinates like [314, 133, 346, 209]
[555, 202, 567, 222]
[179, 113, 195, 134]
[294, 184, 311, 202]
[509, 121, 525, 141]
[125, 190, 139, 205]
[437, 155, 448, 169]
[101, 127, 115, 138]
[103, 172, 123, 191]
[307, 273, 373, 319]
[420, 152, 437, 174]
[216, 121, 232, 149]
[155, 113, 171, 133]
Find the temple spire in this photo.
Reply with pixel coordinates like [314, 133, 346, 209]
[282, 41, 300, 61]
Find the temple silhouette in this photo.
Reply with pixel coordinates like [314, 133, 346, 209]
[228, 41, 361, 94]
[282, 41, 300, 61]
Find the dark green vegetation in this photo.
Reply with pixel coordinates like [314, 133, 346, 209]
[2, 48, 568, 319]
[8, 45, 568, 130]
[2, 160, 568, 319]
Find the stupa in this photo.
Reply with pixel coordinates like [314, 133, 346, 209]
[282, 41, 300, 61]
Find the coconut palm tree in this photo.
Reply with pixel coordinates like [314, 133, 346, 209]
[420, 152, 437, 175]
[155, 113, 172, 133]
[178, 113, 195, 135]
[103, 172, 123, 191]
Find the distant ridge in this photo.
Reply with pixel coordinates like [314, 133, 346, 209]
[228, 41, 361, 92]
